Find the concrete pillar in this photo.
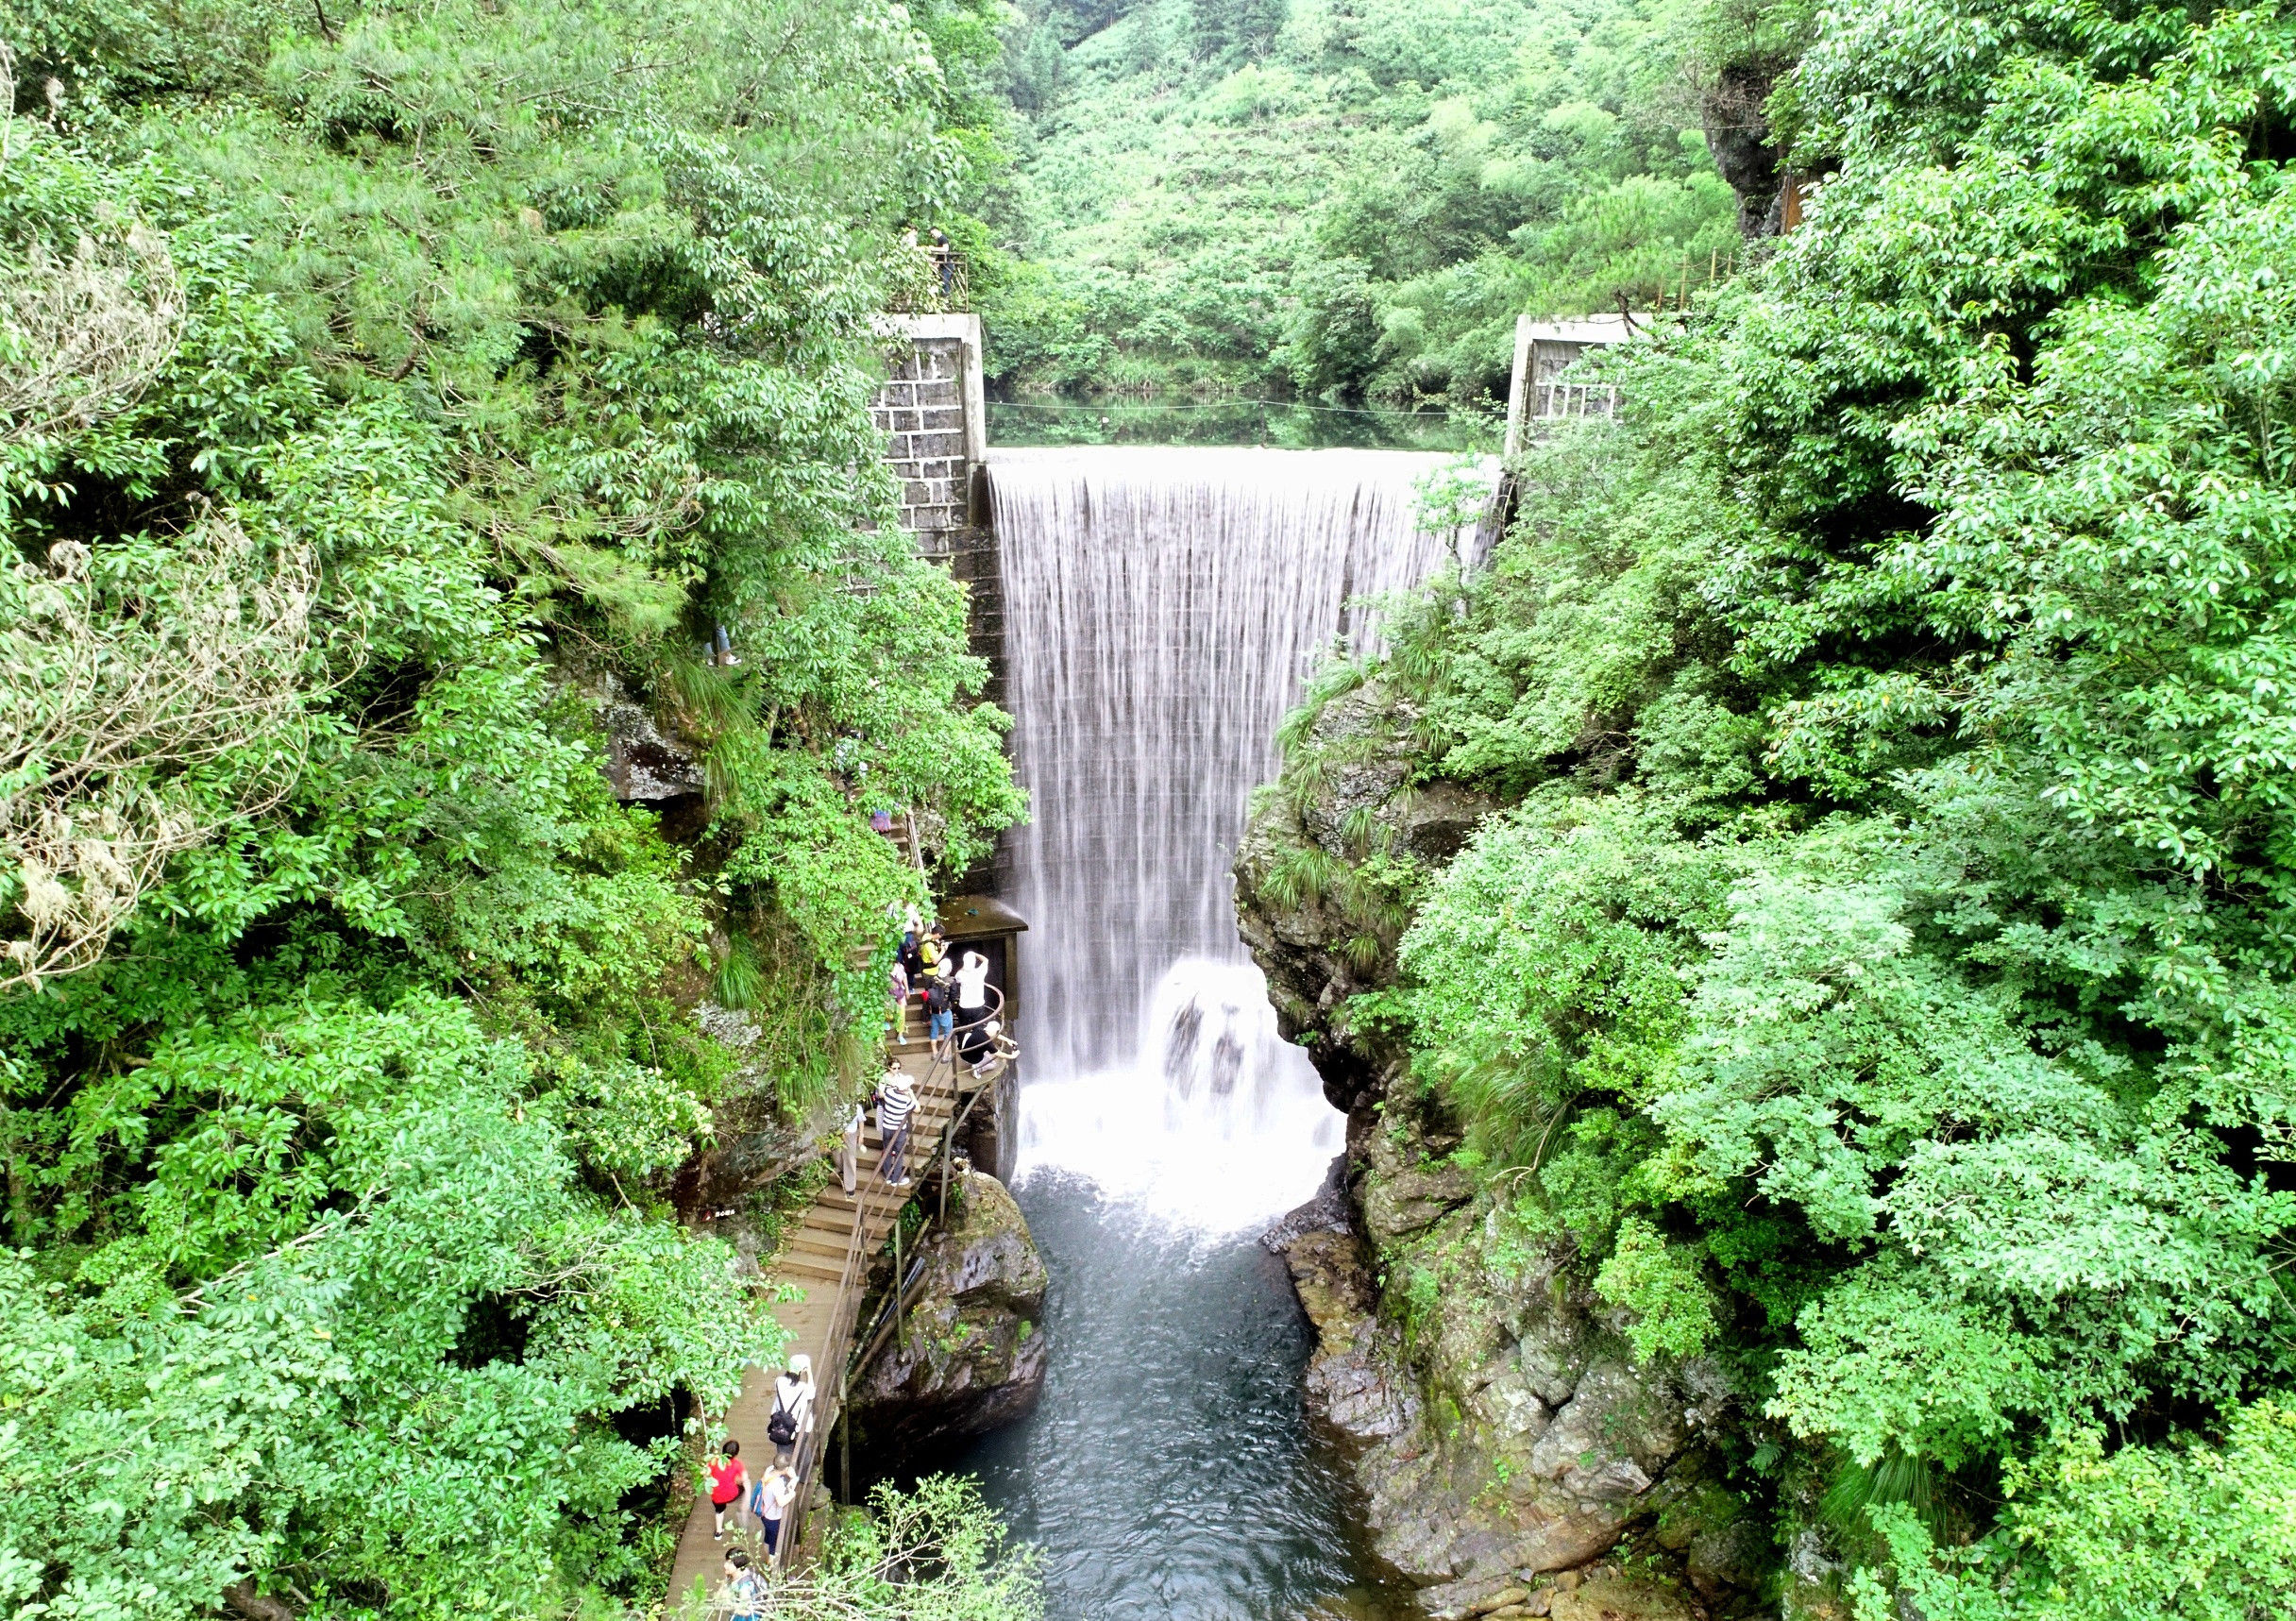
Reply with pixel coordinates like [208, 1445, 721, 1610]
[869, 312, 987, 540]
[1503, 312, 1536, 459]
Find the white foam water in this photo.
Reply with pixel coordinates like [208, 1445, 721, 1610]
[1008, 959, 1342, 1236]
[988, 447, 1482, 1234]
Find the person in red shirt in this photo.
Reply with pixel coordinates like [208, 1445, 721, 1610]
[706, 1437, 750, 1542]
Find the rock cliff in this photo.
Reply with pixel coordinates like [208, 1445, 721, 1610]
[1237, 681, 1771, 1619]
[845, 1169, 1049, 1452]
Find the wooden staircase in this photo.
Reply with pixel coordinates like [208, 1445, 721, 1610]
[665, 815, 964, 1613]
[777, 1019, 954, 1288]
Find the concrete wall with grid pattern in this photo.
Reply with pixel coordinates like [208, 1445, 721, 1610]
[870, 313, 987, 539]
[869, 315, 1009, 895]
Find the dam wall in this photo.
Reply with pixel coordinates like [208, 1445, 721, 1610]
[872, 315, 1010, 890]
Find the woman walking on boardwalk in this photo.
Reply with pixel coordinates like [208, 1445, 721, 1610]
[871, 1067, 918, 1187]
[706, 1438, 749, 1542]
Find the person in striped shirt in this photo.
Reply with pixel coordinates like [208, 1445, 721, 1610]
[871, 1067, 917, 1187]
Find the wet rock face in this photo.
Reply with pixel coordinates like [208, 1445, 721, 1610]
[1283, 1198, 1759, 1619]
[846, 1171, 1048, 1452]
[677, 1002, 838, 1217]
[1233, 680, 1499, 1117]
[597, 686, 705, 800]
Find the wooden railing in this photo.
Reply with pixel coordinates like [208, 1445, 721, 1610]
[767, 979, 1013, 1579]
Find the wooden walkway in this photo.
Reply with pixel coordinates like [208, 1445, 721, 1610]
[665, 1008, 957, 1613]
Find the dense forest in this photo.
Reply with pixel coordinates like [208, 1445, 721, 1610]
[1246, 0, 2296, 1612]
[10, 0, 2296, 1616]
[976, 0, 1740, 401]
[0, 0, 1021, 1614]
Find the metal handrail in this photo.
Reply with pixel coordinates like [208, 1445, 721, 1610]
[1534, 380, 1619, 420]
[768, 1150, 873, 1577]
[845, 1005, 1011, 1380]
[769, 977, 1008, 1577]
[755, 835, 1020, 1582]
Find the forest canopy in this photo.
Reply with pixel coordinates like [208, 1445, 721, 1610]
[978, 0, 1740, 402]
[0, 0, 1020, 1615]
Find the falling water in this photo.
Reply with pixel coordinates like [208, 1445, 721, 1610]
[948, 447, 1477, 1620]
[993, 447, 1476, 1232]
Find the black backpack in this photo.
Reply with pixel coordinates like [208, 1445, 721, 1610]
[768, 1405, 799, 1447]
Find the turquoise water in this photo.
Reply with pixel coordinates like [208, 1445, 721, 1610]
[951, 1175, 1410, 1621]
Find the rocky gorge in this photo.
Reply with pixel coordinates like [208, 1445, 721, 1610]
[1237, 683, 1777, 1620]
[845, 1169, 1051, 1454]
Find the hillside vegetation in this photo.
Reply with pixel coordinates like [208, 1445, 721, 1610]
[1251, 0, 2296, 1611]
[980, 0, 1739, 402]
[0, 1, 1022, 1615]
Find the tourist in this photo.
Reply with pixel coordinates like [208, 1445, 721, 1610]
[887, 955, 909, 1038]
[721, 1549, 766, 1621]
[954, 949, 988, 1013]
[898, 925, 923, 988]
[758, 1461, 800, 1559]
[921, 967, 955, 1059]
[959, 1013, 1004, 1074]
[872, 1066, 917, 1187]
[706, 1438, 749, 1542]
[769, 1354, 816, 1453]
[839, 1099, 863, 1194]
[869, 805, 895, 836]
[931, 226, 954, 299]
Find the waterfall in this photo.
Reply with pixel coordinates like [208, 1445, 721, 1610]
[988, 447, 1478, 1234]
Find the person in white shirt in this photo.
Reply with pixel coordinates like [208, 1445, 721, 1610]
[757, 1464, 800, 1558]
[839, 1102, 862, 1194]
[954, 949, 989, 1013]
[871, 1068, 917, 1186]
[772, 1354, 815, 1442]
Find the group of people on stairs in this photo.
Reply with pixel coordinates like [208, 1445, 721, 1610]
[888, 905, 1009, 1070]
[703, 1352, 818, 1611]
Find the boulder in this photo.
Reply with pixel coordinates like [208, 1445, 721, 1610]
[845, 1170, 1047, 1451]
[1548, 1575, 1697, 1621]
[598, 688, 704, 800]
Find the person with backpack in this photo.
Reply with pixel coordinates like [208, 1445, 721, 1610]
[871, 1068, 917, 1187]
[721, 1548, 766, 1621]
[705, 1437, 749, 1542]
[768, 1353, 815, 1459]
[886, 956, 909, 1040]
[922, 967, 954, 1059]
